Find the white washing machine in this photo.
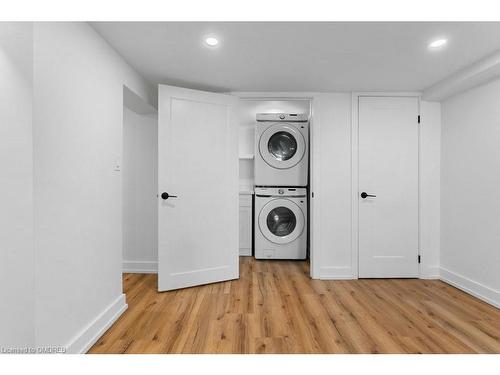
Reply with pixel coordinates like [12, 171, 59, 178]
[254, 187, 307, 260]
[254, 113, 309, 187]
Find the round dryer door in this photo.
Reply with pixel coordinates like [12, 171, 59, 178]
[259, 198, 305, 245]
[259, 123, 306, 169]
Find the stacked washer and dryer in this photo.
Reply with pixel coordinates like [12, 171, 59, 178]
[254, 113, 309, 260]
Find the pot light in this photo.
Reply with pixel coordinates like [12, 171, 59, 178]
[205, 36, 219, 47]
[428, 38, 448, 50]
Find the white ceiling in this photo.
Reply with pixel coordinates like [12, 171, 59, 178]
[91, 22, 500, 92]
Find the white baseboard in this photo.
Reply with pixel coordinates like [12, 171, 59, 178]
[318, 266, 356, 280]
[66, 294, 128, 354]
[420, 265, 440, 279]
[440, 267, 500, 309]
[123, 260, 158, 274]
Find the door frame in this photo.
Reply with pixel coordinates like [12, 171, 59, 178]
[351, 92, 422, 279]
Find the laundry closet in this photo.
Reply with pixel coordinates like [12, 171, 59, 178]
[237, 98, 311, 259]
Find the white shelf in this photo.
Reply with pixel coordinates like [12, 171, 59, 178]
[239, 154, 254, 160]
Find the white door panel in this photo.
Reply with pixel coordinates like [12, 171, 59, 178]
[158, 85, 239, 291]
[358, 96, 419, 278]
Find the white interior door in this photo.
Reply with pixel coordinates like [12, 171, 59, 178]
[158, 85, 239, 291]
[358, 96, 419, 278]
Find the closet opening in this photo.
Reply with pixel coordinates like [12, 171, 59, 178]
[122, 86, 158, 278]
[237, 97, 312, 273]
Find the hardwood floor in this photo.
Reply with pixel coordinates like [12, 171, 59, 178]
[89, 257, 500, 354]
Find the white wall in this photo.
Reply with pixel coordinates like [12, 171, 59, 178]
[33, 22, 156, 352]
[440, 78, 500, 308]
[310, 93, 353, 278]
[0, 22, 35, 349]
[122, 107, 158, 273]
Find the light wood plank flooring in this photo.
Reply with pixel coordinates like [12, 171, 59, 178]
[89, 257, 500, 354]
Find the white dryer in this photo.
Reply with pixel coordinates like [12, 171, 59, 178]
[254, 113, 309, 187]
[254, 187, 307, 260]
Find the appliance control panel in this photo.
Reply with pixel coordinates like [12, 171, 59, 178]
[255, 187, 307, 197]
[256, 113, 308, 122]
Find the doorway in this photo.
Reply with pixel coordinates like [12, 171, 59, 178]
[356, 95, 420, 278]
[122, 86, 158, 274]
[238, 97, 312, 267]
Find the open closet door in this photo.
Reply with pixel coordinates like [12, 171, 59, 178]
[158, 85, 239, 291]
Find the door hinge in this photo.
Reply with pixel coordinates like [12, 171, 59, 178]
[417, 115, 421, 124]
[311, 192, 314, 198]
[418, 255, 421, 263]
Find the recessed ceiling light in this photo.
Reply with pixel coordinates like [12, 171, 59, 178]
[205, 36, 219, 47]
[428, 38, 448, 50]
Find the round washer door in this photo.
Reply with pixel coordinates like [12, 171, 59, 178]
[259, 123, 306, 169]
[259, 198, 305, 245]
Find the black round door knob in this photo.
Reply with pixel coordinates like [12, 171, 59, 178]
[161, 192, 178, 200]
[361, 192, 376, 199]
